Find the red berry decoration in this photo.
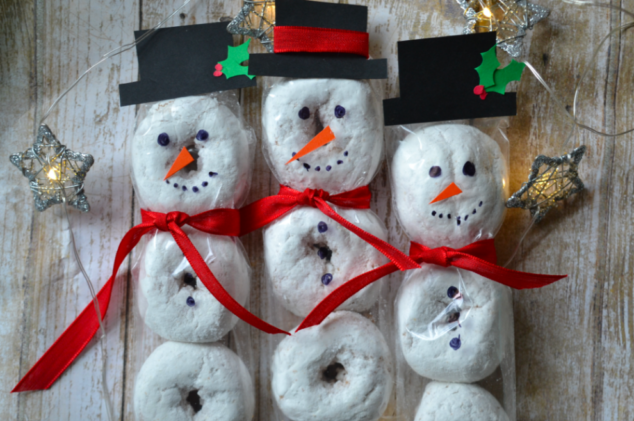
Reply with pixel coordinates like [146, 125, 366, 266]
[473, 85, 488, 100]
[213, 63, 223, 77]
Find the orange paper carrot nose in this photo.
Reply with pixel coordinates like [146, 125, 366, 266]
[430, 182, 463, 204]
[164, 147, 195, 180]
[285, 126, 336, 165]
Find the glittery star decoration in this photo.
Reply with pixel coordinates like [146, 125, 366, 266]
[457, 0, 550, 57]
[227, 1, 276, 53]
[10, 125, 94, 212]
[506, 145, 586, 222]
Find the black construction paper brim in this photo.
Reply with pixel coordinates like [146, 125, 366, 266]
[383, 32, 517, 126]
[119, 22, 257, 107]
[383, 94, 517, 126]
[249, 53, 388, 79]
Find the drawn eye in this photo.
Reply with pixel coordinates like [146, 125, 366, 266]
[196, 130, 209, 141]
[429, 166, 442, 178]
[157, 133, 170, 146]
[298, 107, 310, 120]
[463, 161, 476, 177]
[334, 105, 346, 118]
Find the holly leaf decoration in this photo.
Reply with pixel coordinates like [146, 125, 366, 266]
[474, 45, 526, 96]
[475, 46, 500, 88]
[486, 59, 526, 94]
[229, 38, 251, 64]
[218, 39, 255, 80]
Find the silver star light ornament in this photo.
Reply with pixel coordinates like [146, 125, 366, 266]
[10, 125, 94, 212]
[457, 0, 550, 57]
[227, 1, 276, 53]
[506, 145, 586, 222]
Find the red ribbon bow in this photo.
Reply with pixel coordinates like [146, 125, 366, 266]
[13, 209, 288, 393]
[240, 185, 419, 271]
[274, 26, 370, 58]
[296, 239, 567, 331]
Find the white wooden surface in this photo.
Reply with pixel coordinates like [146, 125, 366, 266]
[1, 0, 633, 420]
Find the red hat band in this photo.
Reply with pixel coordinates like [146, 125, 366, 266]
[274, 26, 370, 59]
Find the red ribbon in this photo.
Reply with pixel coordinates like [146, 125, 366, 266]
[274, 26, 370, 58]
[240, 185, 419, 271]
[13, 209, 288, 393]
[296, 239, 567, 331]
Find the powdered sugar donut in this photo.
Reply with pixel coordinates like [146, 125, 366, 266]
[396, 265, 513, 383]
[392, 124, 507, 249]
[262, 79, 383, 194]
[414, 382, 509, 421]
[272, 311, 393, 421]
[135, 341, 254, 421]
[139, 227, 249, 342]
[133, 94, 251, 215]
[264, 207, 388, 316]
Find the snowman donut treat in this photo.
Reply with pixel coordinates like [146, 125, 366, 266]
[135, 342, 255, 421]
[244, 0, 404, 317]
[272, 311, 393, 421]
[377, 32, 563, 419]
[122, 23, 260, 420]
[385, 31, 517, 396]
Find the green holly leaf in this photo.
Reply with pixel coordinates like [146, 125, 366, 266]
[218, 39, 255, 80]
[228, 38, 251, 64]
[485, 59, 526, 95]
[475, 46, 500, 88]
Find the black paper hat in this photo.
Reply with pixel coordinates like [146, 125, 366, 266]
[383, 32, 518, 126]
[248, 0, 387, 79]
[119, 22, 256, 106]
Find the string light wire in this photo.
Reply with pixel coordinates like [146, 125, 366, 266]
[504, 1, 633, 267]
[37, 1, 200, 420]
[39, 0, 196, 125]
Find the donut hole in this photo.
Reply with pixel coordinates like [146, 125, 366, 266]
[446, 311, 460, 323]
[183, 389, 203, 413]
[313, 109, 325, 137]
[166, 139, 201, 180]
[321, 362, 346, 384]
[179, 272, 197, 290]
[181, 144, 199, 175]
[312, 242, 333, 262]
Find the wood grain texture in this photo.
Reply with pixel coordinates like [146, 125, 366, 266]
[0, 0, 632, 420]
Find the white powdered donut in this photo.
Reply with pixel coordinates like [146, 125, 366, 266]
[414, 382, 510, 421]
[263, 207, 388, 316]
[262, 79, 383, 194]
[392, 124, 507, 249]
[139, 227, 249, 342]
[135, 342, 254, 421]
[132, 95, 251, 214]
[272, 311, 393, 421]
[397, 265, 513, 383]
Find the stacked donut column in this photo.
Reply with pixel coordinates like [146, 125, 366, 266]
[392, 125, 513, 421]
[261, 79, 394, 421]
[131, 95, 255, 421]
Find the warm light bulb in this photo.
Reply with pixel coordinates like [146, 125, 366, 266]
[47, 168, 59, 180]
[482, 7, 493, 18]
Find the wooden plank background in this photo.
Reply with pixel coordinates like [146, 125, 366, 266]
[1, 0, 632, 420]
